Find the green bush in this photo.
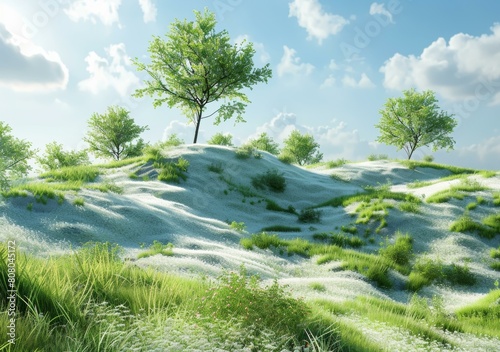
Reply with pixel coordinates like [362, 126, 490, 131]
[157, 157, 189, 183]
[261, 225, 301, 232]
[278, 154, 294, 164]
[207, 162, 224, 174]
[298, 208, 322, 223]
[138, 241, 174, 258]
[162, 133, 184, 147]
[379, 233, 413, 267]
[327, 158, 348, 168]
[230, 221, 246, 232]
[340, 225, 358, 234]
[444, 263, 476, 286]
[251, 169, 286, 192]
[265, 199, 297, 214]
[328, 233, 364, 248]
[207, 132, 233, 146]
[241, 232, 283, 250]
[246, 132, 280, 155]
[40, 165, 99, 182]
[422, 155, 434, 162]
[367, 154, 388, 161]
[73, 197, 85, 207]
[491, 247, 500, 260]
[450, 214, 496, 239]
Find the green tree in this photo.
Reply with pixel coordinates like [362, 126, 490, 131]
[84, 106, 149, 161]
[162, 133, 184, 147]
[376, 89, 457, 160]
[37, 142, 90, 171]
[132, 9, 272, 144]
[207, 132, 233, 146]
[247, 132, 280, 155]
[0, 121, 36, 190]
[280, 130, 323, 166]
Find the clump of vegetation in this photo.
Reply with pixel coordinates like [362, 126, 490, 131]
[86, 182, 123, 194]
[157, 157, 190, 183]
[354, 199, 392, 233]
[265, 199, 297, 214]
[40, 165, 100, 183]
[279, 130, 323, 166]
[246, 132, 280, 155]
[426, 178, 488, 203]
[138, 241, 174, 258]
[37, 141, 90, 171]
[162, 133, 184, 147]
[379, 232, 413, 267]
[207, 132, 233, 146]
[422, 155, 434, 162]
[230, 221, 246, 232]
[367, 154, 389, 161]
[493, 192, 500, 206]
[207, 162, 224, 174]
[312, 232, 364, 248]
[450, 213, 497, 239]
[298, 208, 322, 223]
[2, 182, 80, 205]
[235, 145, 261, 159]
[73, 197, 85, 207]
[340, 225, 358, 234]
[326, 158, 348, 168]
[251, 169, 286, 193]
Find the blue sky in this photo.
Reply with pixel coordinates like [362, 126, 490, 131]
[1, 0, 499, 170]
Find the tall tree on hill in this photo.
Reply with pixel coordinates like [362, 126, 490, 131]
[280, 130, 323, 166]
[376, 89, 457, 160]
[132, 9, 272, 144]
[84, 106, 149, 161]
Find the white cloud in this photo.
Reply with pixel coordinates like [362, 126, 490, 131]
[380, 24, 500, 104]
[320, 75, 336, 89]
[369, 2, 393, 23]
[289, 0, 349, 44]
[138, 0, 157, 23]
[163, 120, 201, 144]
[0, 23, 68, 92]
[342, 73, 375, 88]
[78, 43, 140, 97]
[65, 0, 122, 27]
[277, 45, 314, 77]
[234, 35, 270, 64]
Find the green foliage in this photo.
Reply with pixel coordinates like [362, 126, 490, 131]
[86, 182, 123, 194]
[3, 182, 83, 204]
[207, 162, 224, 174]
[298, 208, 322, 223]
[235, 144, 262, 159]
[450, 213, 496, 239]
[482, 213, 500, 233]
[422, 155, 434, 162]
[376, 89, 457, 160]
[399, 200, 421, 213]
[265, 199, 297, 214]
[251, 169, 286, 192]
[37, 141, 89, 172]
[230, 221, 246, 232]
[73, 197, 85, 207]
[379, 233, 413, 266]
[133, 9, 272, 143]
[40, 165, 100, 182]
[84, 106, 148, 161]
[157, 157, 190, 183]
[326, 158, 348, 168]
[207, 132, 234, 146]
[261, 225, 301, 232]
[162, 133, 184, 147]
[0, 121, 36, 190]
[280, 130, 323, 166]
[309, 282, 326, 292]
[408, 258, 444, 291]
[98, 156, 145, 169]
[246, 132, 280, 155]
[242, 232, 283, 250]
[400, 160, 477, 174]
[318, 189, 419, 208]
[198, 267, 309, 337]
[312, 232, 364, 248]
[444, 263, 476, 286]
[367, 153, 389, 161]
[494, 192, 500, 206]
[138, 241, 174, 258]
[427, 178, 488, 203]
[340, 225, 358, 234]
[491, 246, 500, 260]
[277, 153, 294, 164]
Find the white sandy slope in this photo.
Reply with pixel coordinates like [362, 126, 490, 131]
[1, 145, 500, 344]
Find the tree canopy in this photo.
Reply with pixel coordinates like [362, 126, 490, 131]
[207, 132, 233, 146]
[376, 89, 457, 160]
[280, 130, 323, 166]
[84, 106, 148, 161]
[133, 9, 272, 144]
[247, 132, 280, 155]
[0, 121, 35, 190]
[37, 142, 90, 171]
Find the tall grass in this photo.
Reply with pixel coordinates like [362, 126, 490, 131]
[40, 165, 100, 182]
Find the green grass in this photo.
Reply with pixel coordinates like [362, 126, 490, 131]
[235, 145, 262, 159]
[312, 232, 364, 248]
[86, 182, 123, 194]
[399, 160, 478, 174]
[40, 165, 100, 182]
[367, 154, 389, 161]
[494, 192, 500, 206]
[379, 232, 413, 267]
[73, 197, 85, 207]
[491, 246, 500, 260]
[207, 162, 224, 174]
[265, 199, 297, 214]
[466, 201, 477, 210]
[450, 213, 497, 239]
[137, 241, 174, 258]
[251, 169, 286, 192]
[317, 189, 419, 208]
[97, 156, 145, 169]
[229, 221, 246, 232]
[157, 157, 189, 183]
[0, 243, 337, 351]
[2, 182, 83, 204]
[427, 178, 488, 203]
[298, 208, 322, 223]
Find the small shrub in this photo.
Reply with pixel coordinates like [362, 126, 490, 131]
[407, 272, 431, 292]
[491, 262, 500, 271]
[265, 199, 297, 214]
[40, 165, 99, 182]
[409, 258, 444, 290]
[482, 213, 500, 233]
[422, 155, 434, 162]
[157, 157, 189, 184]
[73, 197, 85, 207]
[162, 133, 184, 147]
[329, 233, 364, 248]
[493, 192, 500, 206]
[476, 196, 486, 205]
[235, 145, 261, 159]
[340, 225, 357, 234]
[490, 247, 500, 260]
[450, 214, 495, 239]
[230, 221, 246, 232]
[241, 232, 283, 250]
[298, 208, 322, 223]
[251, 169, 286, 193]
[379, 233, 413, 266]
[309, 282, 326, 292]
[137, 241, 174, 258]
[466, 202, 477, 211]
[444, 263, 476, 286]
[207, 132, 233, 146]
[327, 158, 348, 168]
[208, 162, 224, 174]
[399, 201, 420, 213]
[277, 154, 294, 164]
[367, 154, 388, 161]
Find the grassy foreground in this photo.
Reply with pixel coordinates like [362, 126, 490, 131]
[1, 242, 499, 351]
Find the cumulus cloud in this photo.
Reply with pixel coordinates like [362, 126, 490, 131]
[234, 35, 270, 64]
[380, 24, 500, 105]
[65, 0, 122, 26]
[289, 0, 349, 44]
[342, 73, 376, 89]
[320, 75, 336, 89]
[252, 112, 375, 161]
[369, 2, 393, 23]
[138, 0, 157, 23]
[277, 46, 314, 77]
[0, 23, 68, 92]
[78, 43, 140, 97]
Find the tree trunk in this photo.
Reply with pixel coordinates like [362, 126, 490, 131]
[193, 112, 202, 144]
